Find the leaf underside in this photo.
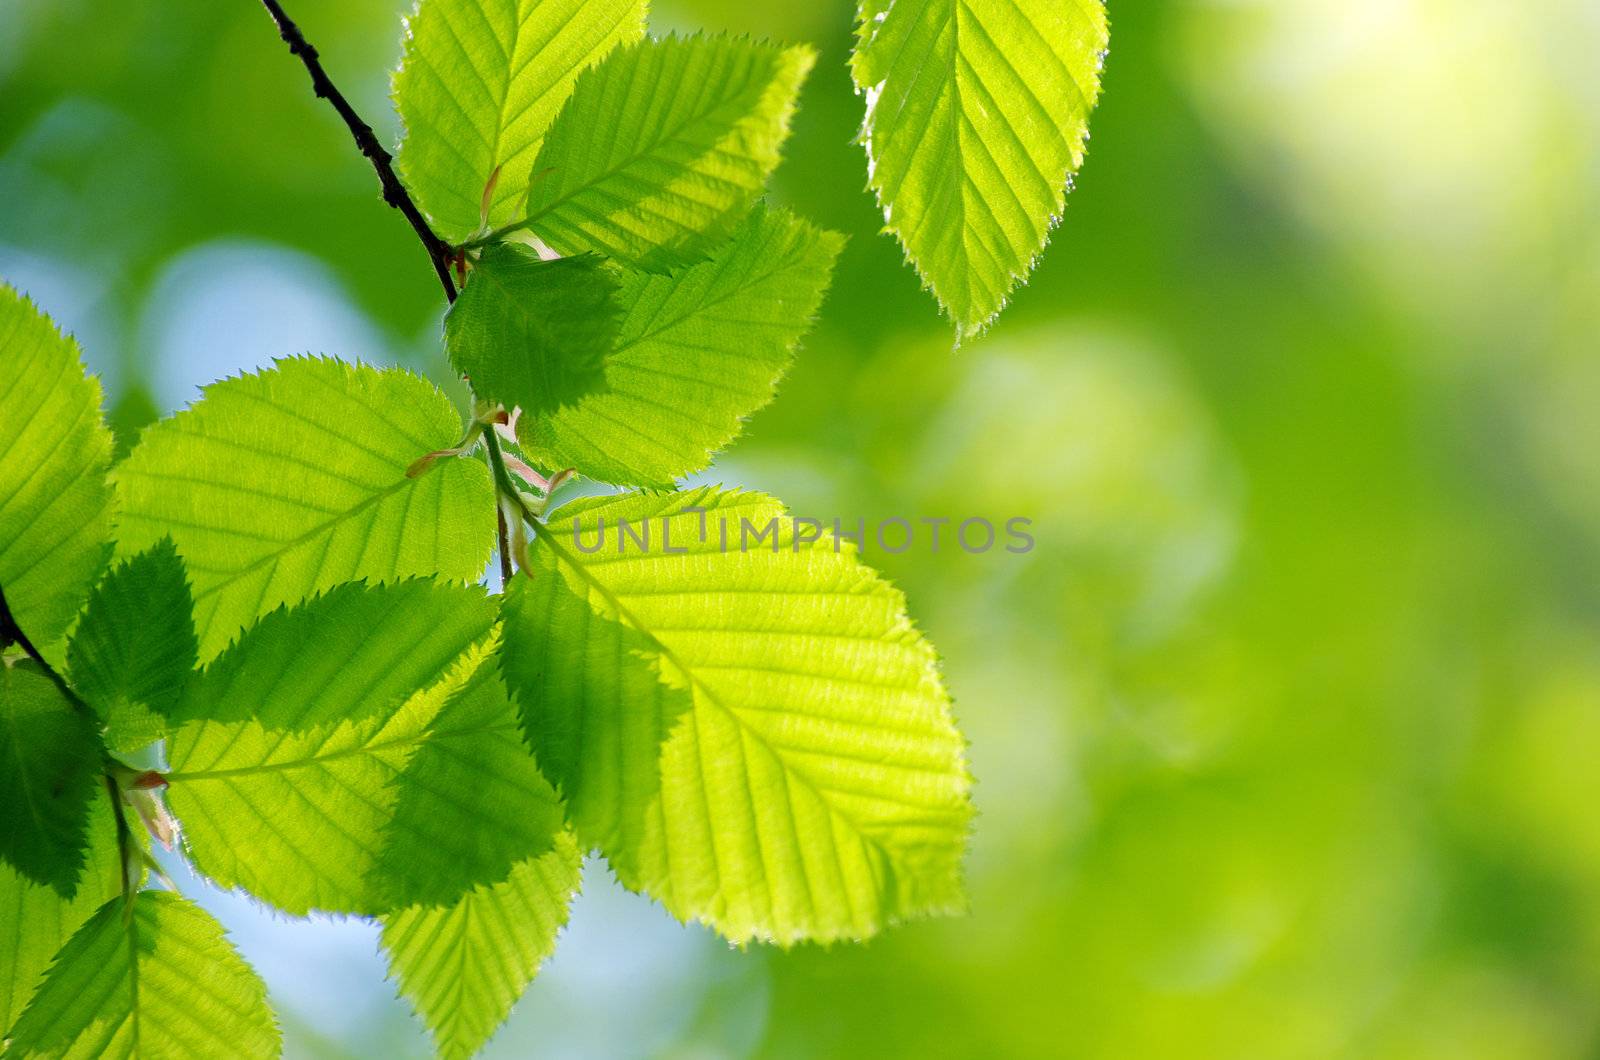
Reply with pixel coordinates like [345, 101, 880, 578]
[853, 0, 1109, 338]
[501, 487, 972, 944]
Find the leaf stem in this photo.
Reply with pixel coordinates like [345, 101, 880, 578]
[481, 425, 537, 524]
[457, 219, 531, 252]
[256, 0, 459, 303]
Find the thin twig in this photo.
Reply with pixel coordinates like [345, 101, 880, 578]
[257, 0, 458, 302]
[257, 1, 540, 575]
[482, 423, 538, 526]
[1, 584, 93, 717]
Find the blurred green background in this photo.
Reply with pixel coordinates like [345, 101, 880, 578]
[5, 0, 1600, 1055]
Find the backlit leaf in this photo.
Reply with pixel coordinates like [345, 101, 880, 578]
[115, 356, 497, 660]
[395, 0, 647, 241]
[375, 638, 566, 907]
[0, 662, 102, 897]
[523, 35, 814, 270]
[66, 539, 197, 752]
[382, 831, 582, 1059]
[165, 637, 561, 916]
[500, 488, 972, 944]
[171, 579, 497, 731]
[852, 0, 1109, 338]
[5, 890, 280, 1059]
[0, 788, 123, 1037]
[446, 246, 620, 418]
[0, 284, 114, 657]
[518, 207, 843, 488]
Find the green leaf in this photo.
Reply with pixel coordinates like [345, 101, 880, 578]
[375, 638, 566, 907]
[395, 0, 647, 241]
[518, 207, 844, 488]
[382, 831, 582, 1060]
[0, 787, 124, 1038]
[0, 662, 102, 897]
[66, 539, 197, 753]
[524, 35, 814, 270]
[114, 356, 497, 661]
[852, 0, 1109, 339]
[500, 488, 972, 944]
[446, 247, 620, 418]
[165, 638, 562, 916]
[172, 579, 497, 730]
[5, 890, 280, 1059]
[0, 285, 115, 656]
[166, 701, 425, 917]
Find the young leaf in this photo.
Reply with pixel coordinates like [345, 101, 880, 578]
[0, 662, 102, 897]
[66, 538, 198, 752]
[446, 247, 620, 418]
[172, 579, 497, 730]
[5, 891, 280, 1059]
[519, 206, 844, 488]
[0, 284, 115, 655]
[114, 356, 497, 660]
[524, 35, 814, 270]
[0, 788, 124, 1037]
[852, 0, 1109, 339]
[382, 830, 583, 1060]
[500, 488, 973, 944]
[165, 639, 562, 916]
[395, 0, 647, 241]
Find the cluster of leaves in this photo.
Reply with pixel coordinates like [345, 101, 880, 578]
[416, 0, 1112, 346]
[0, 0, 1115, 1050]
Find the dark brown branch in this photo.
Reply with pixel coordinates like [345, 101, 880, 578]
[257, 0, 529, 576]
[0, 583, 91, 715]
[0, 583, 29, 654]
[257, 0, 458, 303]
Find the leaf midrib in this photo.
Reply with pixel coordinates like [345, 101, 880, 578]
[182, 471, 419, 605]
[528, 517, 897, 865]
[524, 47, 778, 233]
[166, 721, 516, 783]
